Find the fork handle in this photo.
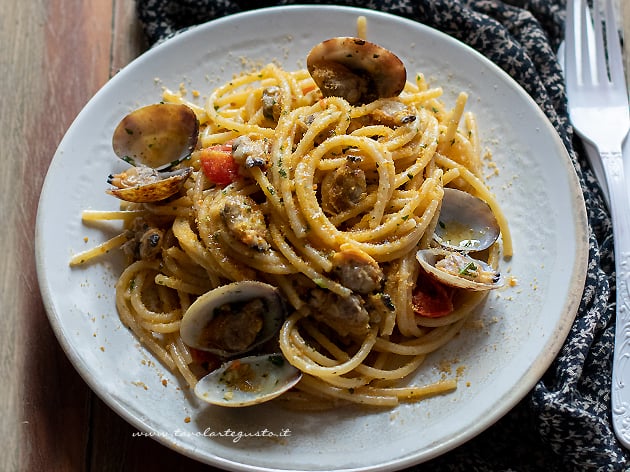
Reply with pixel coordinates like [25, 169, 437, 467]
[602, 148, 630, 448]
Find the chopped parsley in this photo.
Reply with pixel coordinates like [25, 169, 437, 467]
[459, 261, 478, 276]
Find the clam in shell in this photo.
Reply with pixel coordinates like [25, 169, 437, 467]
[416, 248, 503, 291]
[106, 103, 199, 203]
[106, 166, 192, 203]
[180, 281, 286, 358]
[193, 353, 302, 407]
[306, 37, 407, 105]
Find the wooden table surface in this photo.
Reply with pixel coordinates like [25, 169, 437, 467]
[1, 1, 629, 470]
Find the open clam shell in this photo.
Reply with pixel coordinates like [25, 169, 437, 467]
[194, 353, 302, 407]
[180, 281, 286, 358]
[434, 188, 500, 252]
[416, 248, 503, 291]
[112, 103, 199, 170]
[306, 37, 407, 105]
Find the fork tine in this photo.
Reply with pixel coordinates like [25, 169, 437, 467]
[565, 0, 579, 87]
[580, 0, 596, 86]
[592, 0, 608, 85]
[602, 0, 626, 87]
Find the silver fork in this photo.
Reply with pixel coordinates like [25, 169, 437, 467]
[565, 0, 630, 448]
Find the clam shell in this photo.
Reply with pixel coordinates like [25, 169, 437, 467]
[112, 103, 199, 170]
[306, 37, 406, 105]
[194, 353, 302, 407]
[180, 281, 286, 357]
[434, 188, 500, 252]
[416, 248, 503, 291]
[106, 166, 192, 203]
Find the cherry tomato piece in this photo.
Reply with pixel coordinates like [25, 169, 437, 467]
[412, 271, 454, 318]
[199, 144, 239, 185]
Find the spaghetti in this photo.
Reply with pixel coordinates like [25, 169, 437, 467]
[71, 49, 510, 408]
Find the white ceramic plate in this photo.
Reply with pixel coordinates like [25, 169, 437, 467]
[36, 6, 588, 471]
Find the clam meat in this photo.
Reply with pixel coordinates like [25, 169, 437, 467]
[416, 248, 503, 291]
[193, 353, 302, 407]
[434, 188, 500, 252]
[306, 37, 407, 105]
[180, 281, 286, 358]
[331, 246, 383, 294]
